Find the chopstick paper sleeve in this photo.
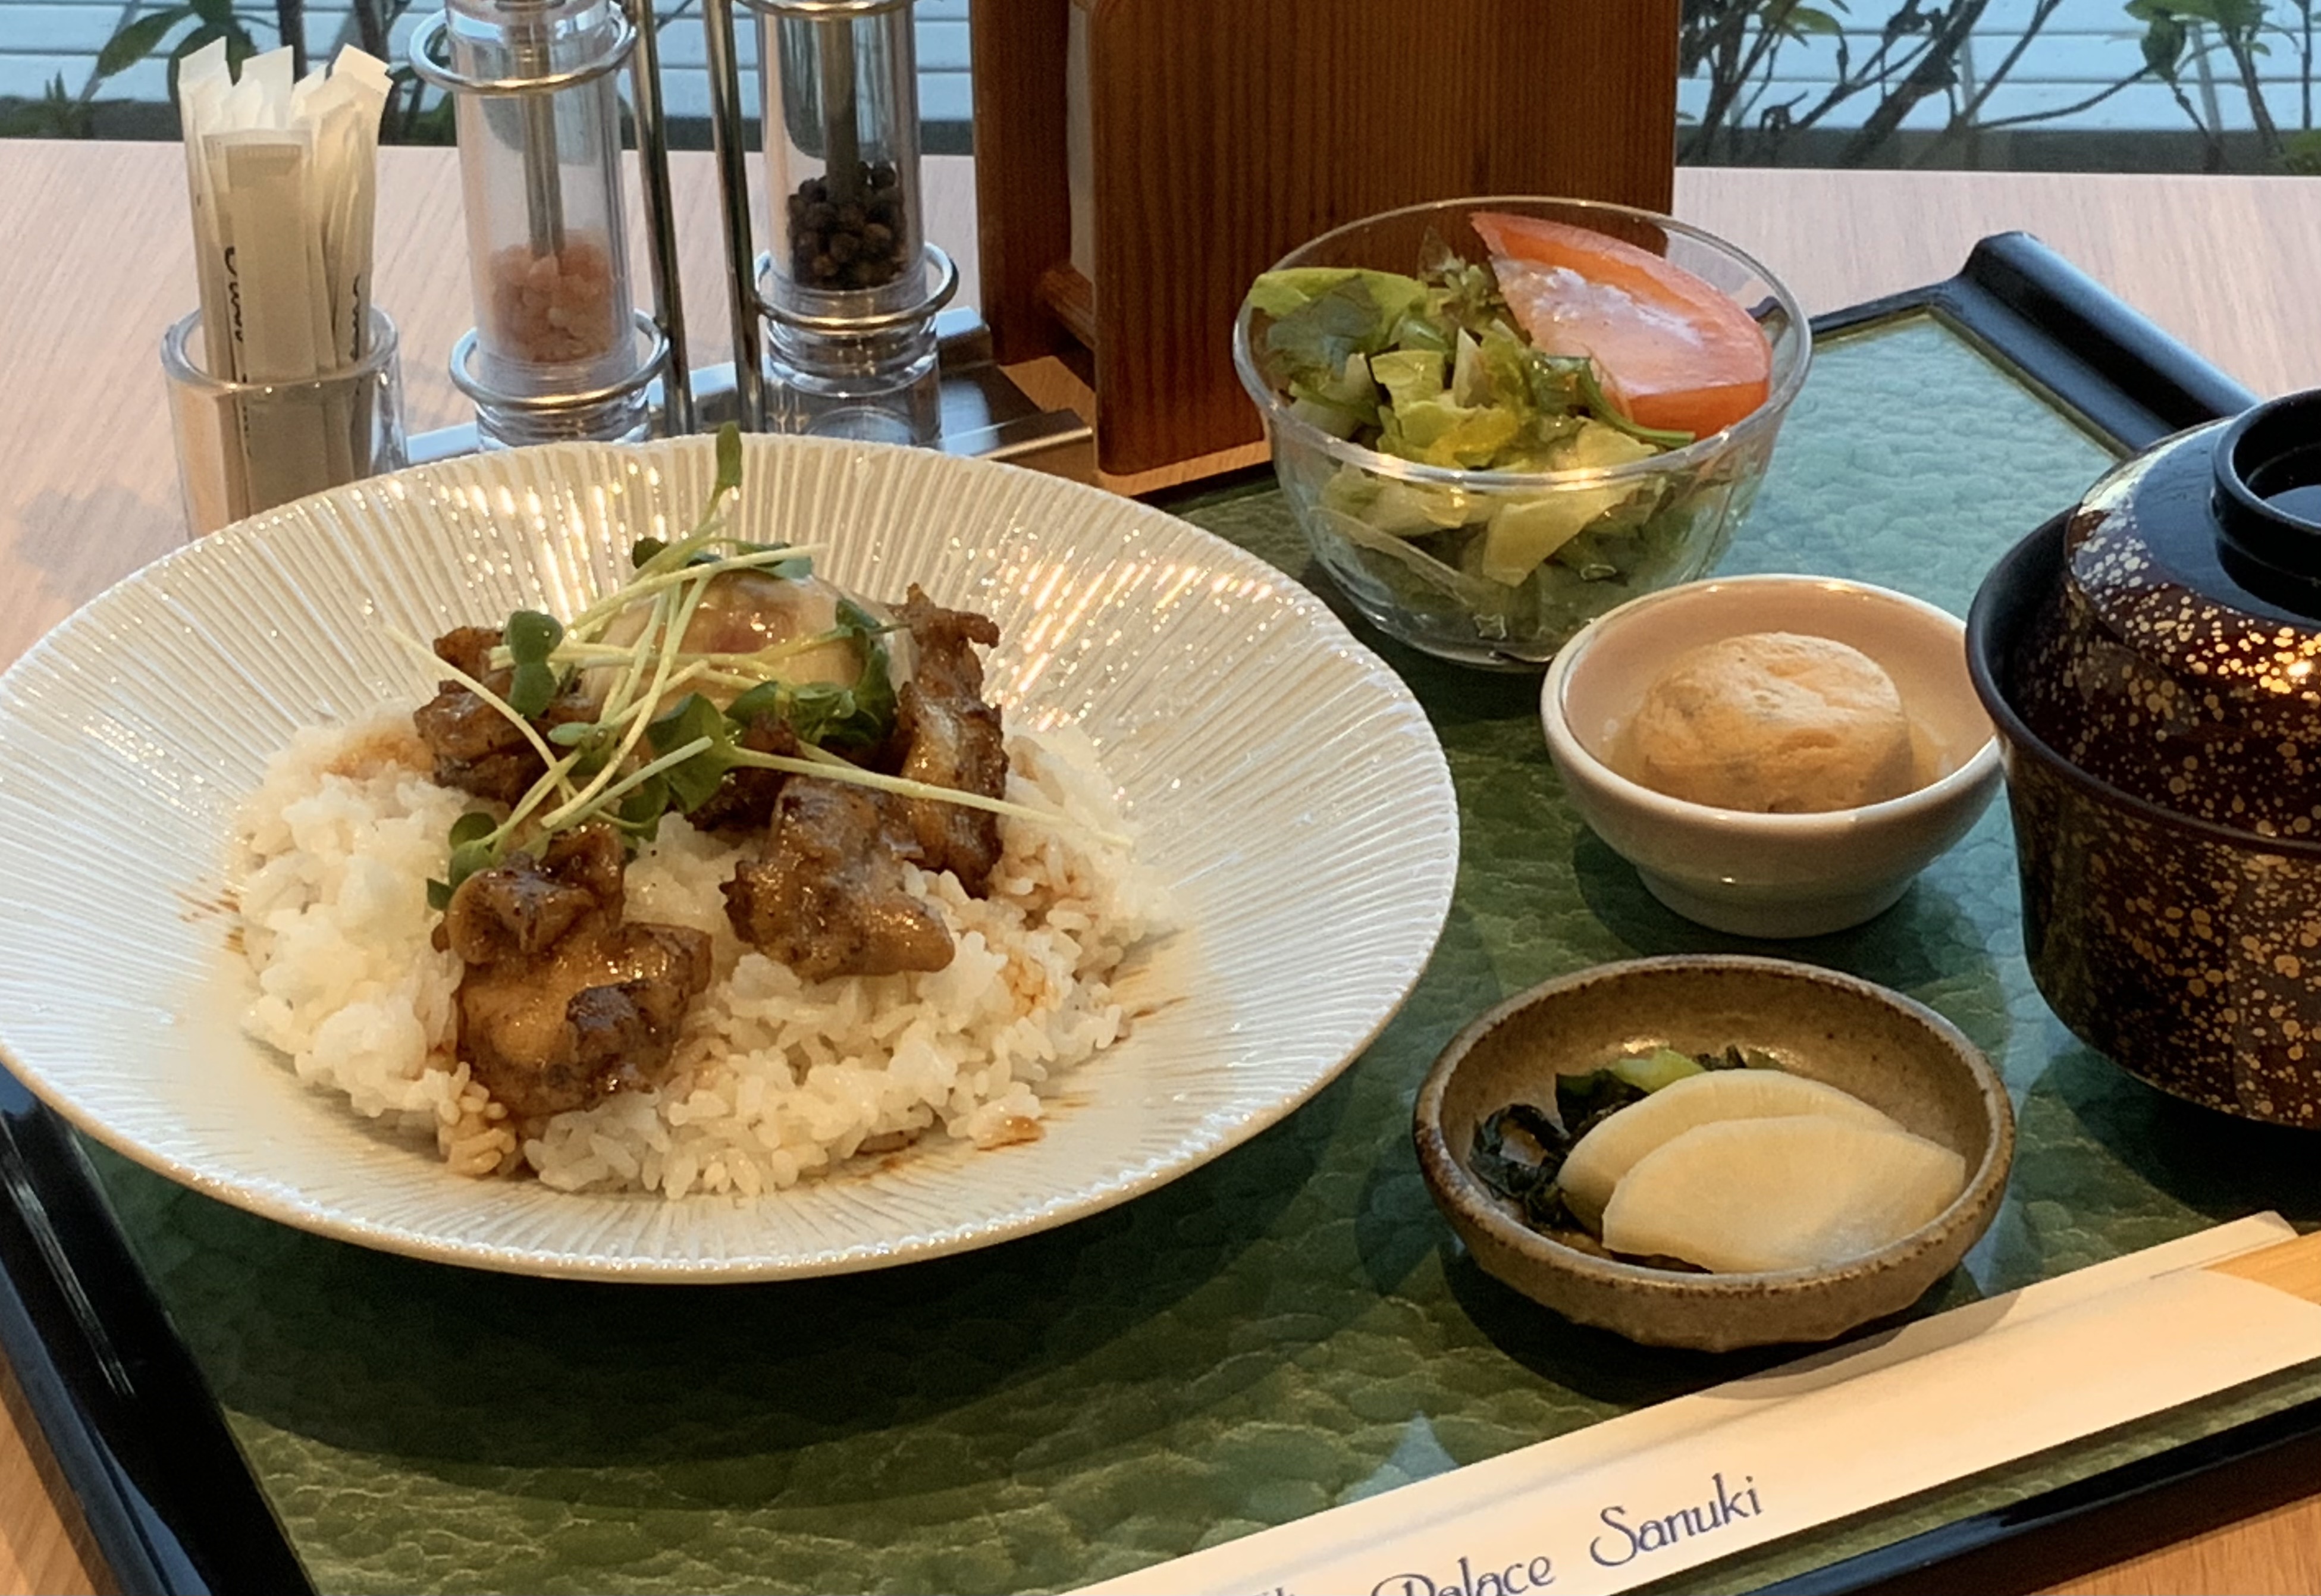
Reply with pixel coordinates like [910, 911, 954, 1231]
[1075, 1214, 2321, 1596]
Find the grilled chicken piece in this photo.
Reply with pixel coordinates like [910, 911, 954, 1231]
[443, 824, 713, 1119]
[412, 626, 594, 806]
[723, 778, 954, 980]
[685, 714, 799, 836]
[890, 587, 1008, 892]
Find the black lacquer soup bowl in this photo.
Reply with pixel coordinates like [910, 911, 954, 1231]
[1971, 391, 2321, 1127]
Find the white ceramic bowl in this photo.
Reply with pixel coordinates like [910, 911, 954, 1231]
[1539, 575, 2000, 937]
[0, 436, 1459, 1281]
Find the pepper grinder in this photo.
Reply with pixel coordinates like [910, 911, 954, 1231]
[411, 0, 691, 447]
[703, 0, 955, 444]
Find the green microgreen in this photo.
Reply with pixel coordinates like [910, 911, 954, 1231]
[722, 745, 1128, 846]
[535, 581, 710, 833]
[425, 809, 506, 910]
[614, 774, 670, 841]
[724, 600, 898, 754]
[765, 681, 858, 747]
[503, 609, 565, 717]
[620, 426, 748, 584]
[583, 732, 715, 813]
[646, 694, 746, 813]
[631, 535, 813, 581]
[715, 418, 744, 497]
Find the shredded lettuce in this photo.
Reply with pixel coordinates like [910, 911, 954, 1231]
[1257, 271, 1429, 379]
[1247, 240, 1690, 490]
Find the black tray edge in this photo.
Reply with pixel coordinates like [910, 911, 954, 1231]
[0, 1070, 312, 1595]
[1815, 229, 2258, 453]
[0, 230, 2279, 1596]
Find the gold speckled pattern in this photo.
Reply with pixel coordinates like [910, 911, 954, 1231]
[2025, 429, 2321, 836]
[2005, 422, 2321, 1124]
[2006, 742, 2321, 1125]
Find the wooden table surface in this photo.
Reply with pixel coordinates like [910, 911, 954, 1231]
[1, 140, 2319, 1596]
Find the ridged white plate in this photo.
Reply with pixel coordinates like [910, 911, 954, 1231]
[0, 437, 1457, 1281]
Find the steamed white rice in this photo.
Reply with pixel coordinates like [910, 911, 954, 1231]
[232, 713, 1167, 1197]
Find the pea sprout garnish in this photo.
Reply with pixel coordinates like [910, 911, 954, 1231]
[406, 425, 1118, 910]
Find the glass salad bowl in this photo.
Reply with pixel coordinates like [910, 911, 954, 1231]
[1233, 197, 1812, 667]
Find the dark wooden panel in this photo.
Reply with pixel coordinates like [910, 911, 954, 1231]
[978, 0, 1680, 476]
[970, 0, 1077, 366]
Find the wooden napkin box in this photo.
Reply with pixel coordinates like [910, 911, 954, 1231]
[971, 0, 1679, 478]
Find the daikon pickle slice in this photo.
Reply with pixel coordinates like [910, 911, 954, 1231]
[1560, 1068, 1902, 1227]
[1599, 1117, 1967, 1274]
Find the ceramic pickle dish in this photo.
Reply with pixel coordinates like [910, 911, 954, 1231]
[1413, 955, 2015, 1351]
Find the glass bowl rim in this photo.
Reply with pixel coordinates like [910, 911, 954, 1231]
[1231, 195, 1814, 493]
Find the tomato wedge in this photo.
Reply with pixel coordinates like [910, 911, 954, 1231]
[1469, 211, 1773, 440]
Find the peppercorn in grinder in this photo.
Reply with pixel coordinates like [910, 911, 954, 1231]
[411, 0, 691, 447]
[702, 0, 954, 444]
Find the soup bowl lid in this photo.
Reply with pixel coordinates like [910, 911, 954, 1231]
[2015, 388, 2321, 834]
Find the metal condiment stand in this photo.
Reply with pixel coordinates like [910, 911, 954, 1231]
[404, 0, 1090, 476]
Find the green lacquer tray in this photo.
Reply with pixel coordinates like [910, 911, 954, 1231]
[2, 236, 2313, 1596]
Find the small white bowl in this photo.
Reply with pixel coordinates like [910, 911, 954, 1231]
[1540, 575, 2001, 937]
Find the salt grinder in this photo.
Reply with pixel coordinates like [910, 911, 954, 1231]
[411, 0, 691, 447]
[704, 0, 955, 443]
